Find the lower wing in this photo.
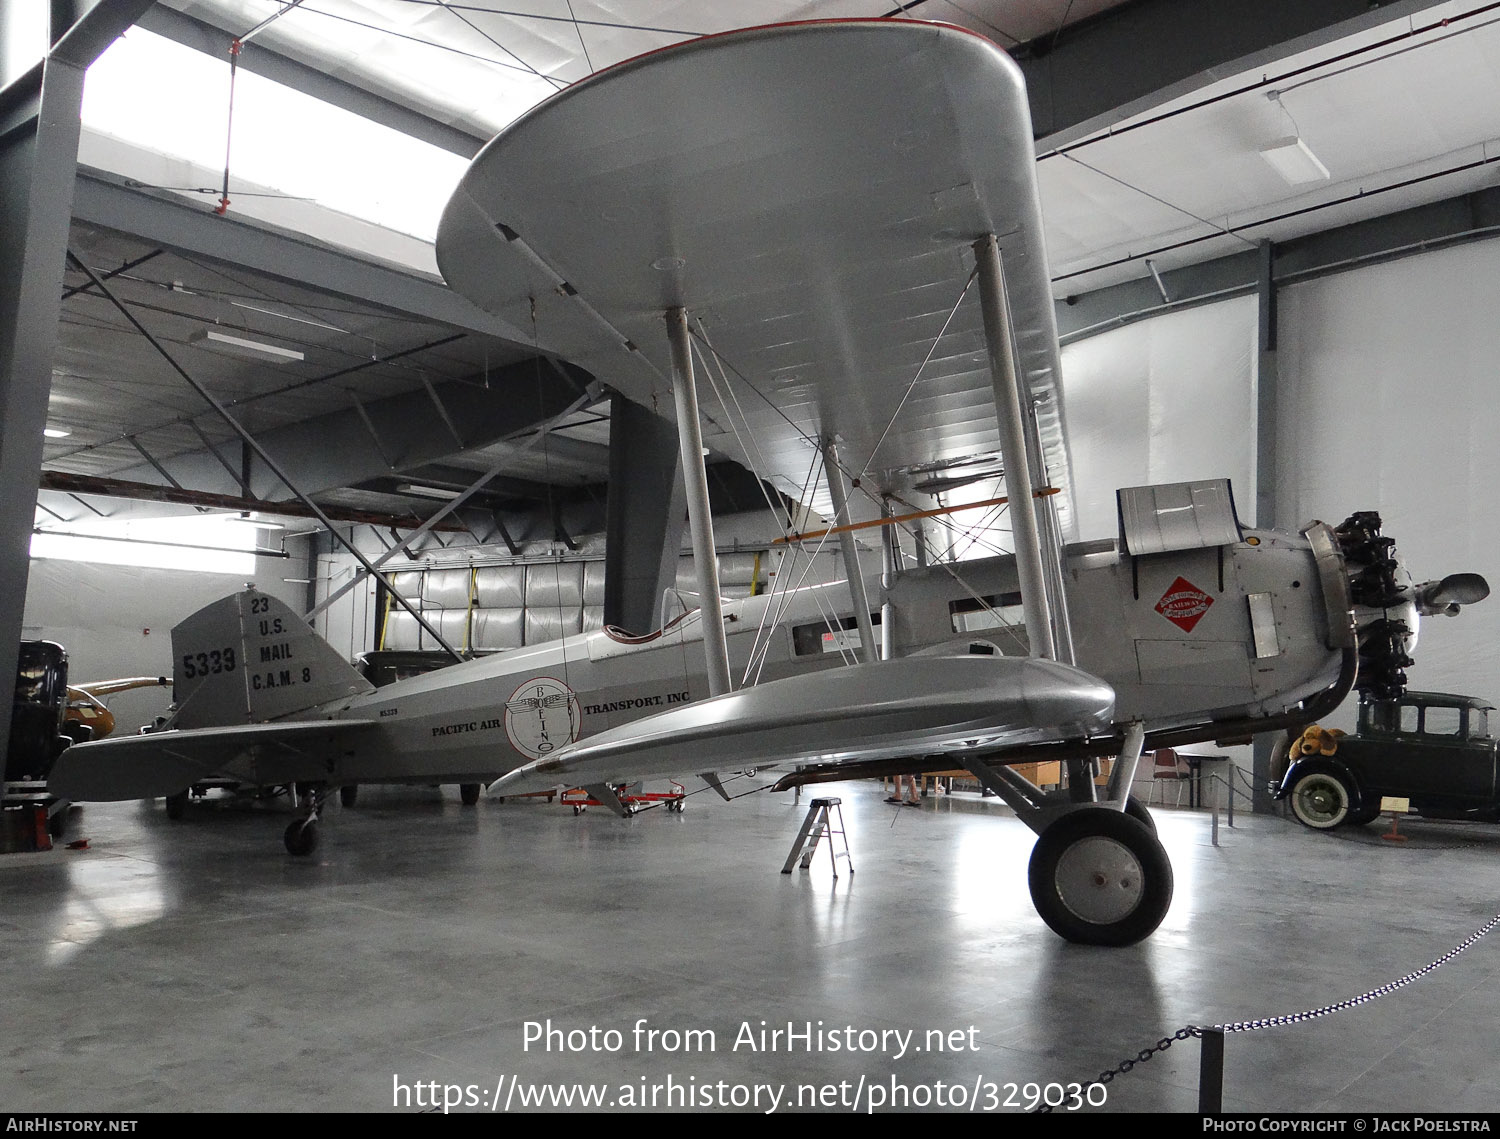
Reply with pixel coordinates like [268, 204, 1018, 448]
[489, 655, 1114, 795]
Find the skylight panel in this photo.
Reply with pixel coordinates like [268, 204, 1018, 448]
[81, 26, 468, 244]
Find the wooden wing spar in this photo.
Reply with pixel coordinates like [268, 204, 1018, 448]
[436, 19, 1075, 534]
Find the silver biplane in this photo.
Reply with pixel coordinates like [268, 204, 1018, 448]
[46, 20, 1486, 945]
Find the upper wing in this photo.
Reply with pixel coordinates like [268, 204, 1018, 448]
[48, 720, 379, 802]
[74, 676, 169, 698]
[489, 655, 1113, 794]
[437, 19, 1073, 531]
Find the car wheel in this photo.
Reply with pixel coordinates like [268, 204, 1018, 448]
[1288, 769, 1352, 830]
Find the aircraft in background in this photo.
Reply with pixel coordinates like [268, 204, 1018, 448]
[65, 675, 170, 743]
[44, 20, 1491, 945]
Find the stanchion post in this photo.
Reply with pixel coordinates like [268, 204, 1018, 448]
[1198, 1028, 1224, 1113]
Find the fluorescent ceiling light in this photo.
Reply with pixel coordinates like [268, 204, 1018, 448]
[1259, 136, 1331, 185]
[223, 512, 286, 531]
[190, 328, 305, 363]
[397, 483, 462, 500]
[43, 427, 70, 439]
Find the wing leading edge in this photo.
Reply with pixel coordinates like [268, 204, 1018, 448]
[489, 655, 1114, 795]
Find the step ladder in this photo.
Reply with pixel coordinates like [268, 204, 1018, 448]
[780, 796, 853, 878]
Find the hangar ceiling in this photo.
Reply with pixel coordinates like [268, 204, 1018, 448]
[28, 0, 1500, 548]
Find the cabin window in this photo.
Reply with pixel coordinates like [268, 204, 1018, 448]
[1400, 704, 1420, 733]
[1471, 709, 1491, 739]
[791, 615, 881, 656]
[949, 591, 1023, 634]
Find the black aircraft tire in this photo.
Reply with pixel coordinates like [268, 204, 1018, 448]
[284, 819, 319, 857]
[1124, 796, 1156, 832]
[460, 783, 481, 806]
[339, 785, 358, 808]
[164, 790, 189, 820]
[1028, 808, 1174, 947]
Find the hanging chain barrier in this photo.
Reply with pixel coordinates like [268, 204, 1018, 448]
[1039, 910, 1500, 1112]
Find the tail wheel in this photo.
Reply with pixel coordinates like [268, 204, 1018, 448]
[1288, 769, 1353, 830]
[460, 783, 481, 806]
[284, 819, 319, 856]
[1028, 808, 1174, 946]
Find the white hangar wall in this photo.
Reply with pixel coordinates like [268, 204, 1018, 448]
[1060, 295, 1259, 541]
[1274, 239, 1500, 713]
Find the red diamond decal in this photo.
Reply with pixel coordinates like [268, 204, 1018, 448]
[1155, 576, 1214, 633]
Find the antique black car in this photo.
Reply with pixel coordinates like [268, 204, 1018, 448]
[1274, 691, 1498, 829]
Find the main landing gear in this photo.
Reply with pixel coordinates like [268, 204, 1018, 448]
[962, 725, 1173, 946]
[284, 783, 329, 856]
[1027, 805, 1173, 947]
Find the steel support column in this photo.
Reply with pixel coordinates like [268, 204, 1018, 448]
[0, 0, 154, 773]
[822, 438, 877, 664]
[1251, 238, 1281, 814]
[974, 235, 1055, 661]
[665, 308, 731, 696]
[603, 391, 688, 636]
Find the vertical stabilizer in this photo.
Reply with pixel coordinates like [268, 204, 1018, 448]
[169, 588, 375, 727]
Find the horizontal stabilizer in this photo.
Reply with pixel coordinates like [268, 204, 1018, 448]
[48, 720, 377, 802]
[491, 656, 1114, 795]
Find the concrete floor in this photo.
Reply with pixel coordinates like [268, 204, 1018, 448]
[2, 779, 1499, 1114]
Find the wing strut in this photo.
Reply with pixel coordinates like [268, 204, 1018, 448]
[665, 307, 733, 696]
[974, 234, 1057, 661]
[822, 437, 878, 664]
[880, 499, 898, 661]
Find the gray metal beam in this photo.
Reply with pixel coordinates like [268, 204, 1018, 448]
[112, 357, 592, 500]
[1022, 0, 1455, 149]
[1255, 240, 1280, 534]
[0, 0, 154, 775]
[1055, 251, 1259, 342]
[362, 463, 567, 505]
[1252, 238, 1281, 816]
[136, 5, 487, 160]
[70, 172, 532, 344]
[604, 391, 687, 635]
[1055, 185, 1500, 342]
